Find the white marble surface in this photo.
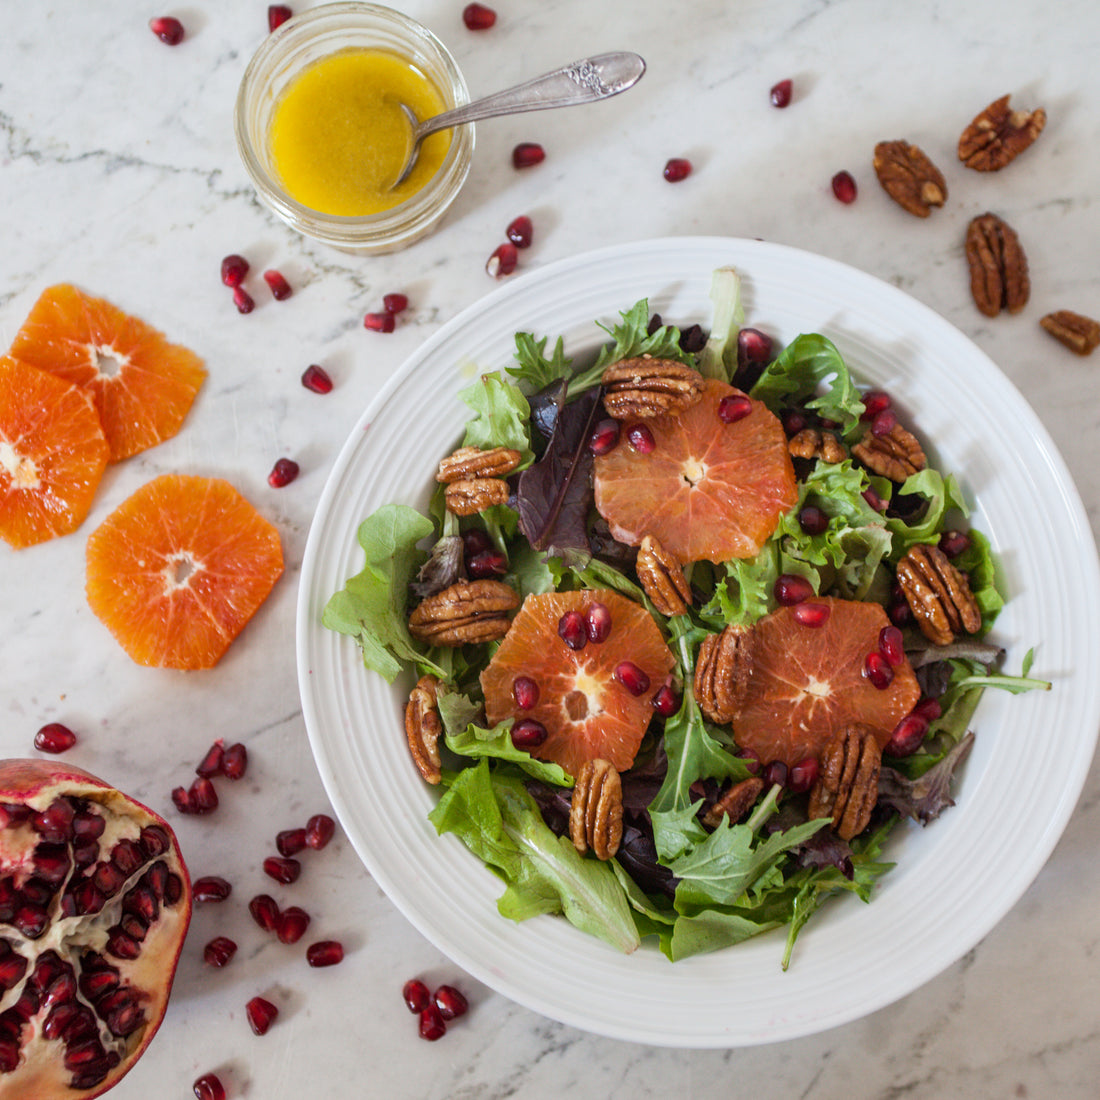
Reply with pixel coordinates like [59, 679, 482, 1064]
[3, 0, 1099, 1097]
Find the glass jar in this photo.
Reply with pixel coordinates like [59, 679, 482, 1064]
[234, 2, 472, 253]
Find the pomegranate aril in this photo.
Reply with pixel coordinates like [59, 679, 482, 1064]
[434, 984, 468, 1020]
[506, 214, 533, 248]
[912, 697, 943, 722]
[268, 457, 300, 488]
[165, 871, 184, 905]
[463, 2, 496, 29]
[192, 876, 232, 903]
[33, 797, 75, 840]
[0, 1038, 19, 1072]
[363, 311, 396, 332]
[0, 954, 27, 991]
[512, 676, 540, 710]
[862, 486, 887, 513]
[419, 1003, 447, 1041]
[220, 254, 249, 287]
[105, 928, 140, 960]
[276, 905, 311, 944]
[762, 760, 788, 788]
[123, 885, 158, 923]
[306, 940, 344, 967]
[172, 786, 193, 814]
[792, 601, 830, 627]
[249, 894, 280, 932]
[33, 722, 77, 754]
[486, 242, 518, 278]
[798, 505, 828, 536]
[939, 529, 971, 558]
[718, 394, 753, 423]
[885, 714, 929, 757]
[149, 16, 184, 44]
[277, 827, 307, 857]
[831, 170, 858, 204]
[382, 292, 408, 314]
[614, 661, 650, 696]
[584, 601, 612, 643]
[302, 364, 334, 394]
[651, 684, 680, 717]
[268, 5, 292, 32]
[558, 609, 587, 650]
[403, 978, 431, 1013]
[246, 995, 279, 1035]
[462, 528, 493, 558]
[774, 573, 815, 606]
[781, 408, 808, 436]
[111, 838, 145, 877]
[222, 742, 248, 779]
[139, 824, 169, 856]
[770, 78, 793, 107]
[679, 323, 707, 354]
[588, 419, 621, 455]
[466, 549, 508, 578]
[626, 423, 655, 453]
[871, 408, 897, 436]
[860, 390, 892, 420]
[512, 142, 545, 169]
[263, 269, 293, 300]
[33, 842, 71, 886]
[196, 740, 225, 777]
[190, 776, 219, 813]
[878, 625, 906, 667]
[232, 286, 255, 314]
[194, 1072, 228, 1100]
[511, 718, 548, 750]
[788, 756, 820, 794]
[305, 813, 335, 850]
[864, 651, 895, 689]
[263, 856, 301, 884]
[203, 936, 237, 968]
[663, 157, 692, 182]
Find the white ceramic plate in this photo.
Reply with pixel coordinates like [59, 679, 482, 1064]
[296, 237, 1100, 1047]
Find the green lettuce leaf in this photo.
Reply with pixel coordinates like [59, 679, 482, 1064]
[459, 372, 535, 465]
[886, 468, 970, 556]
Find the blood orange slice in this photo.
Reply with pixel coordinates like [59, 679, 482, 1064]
[593, 377, 797, 564]
[481, 589, 676, 777]
[0, 355, 109, 549]
[10, 284, 206, 462]
[730, 597, 920, 768]
[86, 474, 284, 669]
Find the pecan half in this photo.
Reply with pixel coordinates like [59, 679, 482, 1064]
[896, 543, 982, 646]
[693, 624, 753, 725]
[1040, 310, 1100, 356]
[807, 724, 881, 841]
[701, 776, 765, 829]
[443, 477, 511, 516]
[958, 95, 1046, 172]
[965, 213, 1029, 317]
[788, 427, 846, 465]
[436, 445, 522, 483]
[636, 535, 692, 617]
[569, 759, 623, 860]
[851, 422, 926, 482]
[872, 140, 947, 217]
[405, 675, 443, 785]
[601, 357, 705, 419]
[408, 579, 519, 646]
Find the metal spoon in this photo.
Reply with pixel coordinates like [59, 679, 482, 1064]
[391, 51, 646, 188]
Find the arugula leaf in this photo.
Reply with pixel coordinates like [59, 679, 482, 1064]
[508, 332, 574, 391]
[697, 266, 744, 381]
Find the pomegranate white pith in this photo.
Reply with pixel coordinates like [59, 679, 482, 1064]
[0, 760, 191, 1098]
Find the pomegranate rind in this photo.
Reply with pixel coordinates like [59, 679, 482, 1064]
[0, 758, 192, 1099]
[85, 474, 284, 669]
[0, 355, 109, 549]
[480, 589, 676, 777]
[593, 377, 798, 564]
[10, 283, 206, 462]
[730, 598, 921, 768]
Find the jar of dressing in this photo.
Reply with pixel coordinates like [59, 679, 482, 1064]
[235, 3, 472, 253]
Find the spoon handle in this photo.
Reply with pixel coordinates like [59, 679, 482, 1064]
[413, 52, 646, 141]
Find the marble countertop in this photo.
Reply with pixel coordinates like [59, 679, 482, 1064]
[3, 0, 1099, 1096]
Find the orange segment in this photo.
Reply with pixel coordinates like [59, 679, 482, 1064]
[481, 589, 676, 778]
[593, 377, 798, 564]
[86, 475, 283, 669]
[730, 598, 920, 768]
[0, 355, 109, 549]
[10, 284, 206, 462]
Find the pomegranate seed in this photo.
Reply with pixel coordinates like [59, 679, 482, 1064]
[277, 828, 307, 857]
[195, 740, 225, 778]
[203, 937, 237, 968]
[780, 408, 808, 436]
[149, 16, 184, 45]
[769, 79, 793, 107]
[462, 2, 496, 29]
[912, 697, 943, 722]
[864, 651, 895, 689]
[871, 408, 897, 436]
[305, 814, 335, 850]
[263, 269, 292, 300]
[382, 293, 409, 314]
[232, 286, 254, 314]
[831, 170, 858, 204]
[276, 906, 310, 944]
[512, 142, 545, 169]
[792, 602, 830, 627]
[363, 311, 396, 332]
[301, 364, 333, 394]
[584, 601, 612, 643]
[486, 242, 518, 278]
[625, 424, 655, 453]
[190, 777, 219, 813]
[651, 684, 679, 717]
[222, 742, 248, 780]
[885, 714, 929, 757]
[798, 505, 828, 535]
[462, 528, 492, 557]
[263, 857, 300, 885]
[774, 574, 815, 606]
[587, 419, 620, 455]
[511, 718, 548, 750]
[306, 940, 344, 967]
[34, 723, 77, 754]
[862, 486, 887, 513]
[246, 996, 278, 1036]
[718, 394, 753, 423]
[419, 1004, 447, 1041]
[860, 390, 891, 420]
[939, 530, 971, 558]
[268, 457, 299, 488]
[403, 978, 431, 1013]
[506, 215, 533, 248]
[194, 1072, 227, 1100]
[788, 757, 819, 794]
[466, 549, 508, 578]
[220, 254, 249, 287]
[557, 610, 587, 651]
[192, 876, 232, 903]
[268, 5, 292, 32]
[762, 760, 788, 788]
[614, 661, 650, 696]
[663, 157, 692, 182]
[433, 984, 468, 1020]
[738, 327, 773, 366]
[878, 625, 906, 667]
[171, 786, 194, 814]
[249, 894, 280, 932]
[512, 676, 539, 710]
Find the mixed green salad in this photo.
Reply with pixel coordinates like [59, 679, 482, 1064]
[324, 267, 1048, 966]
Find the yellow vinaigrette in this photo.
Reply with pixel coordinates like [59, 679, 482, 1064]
[269, 49, 451, 216]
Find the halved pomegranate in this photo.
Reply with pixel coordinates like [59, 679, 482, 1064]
[0, 759, 191, 1096]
